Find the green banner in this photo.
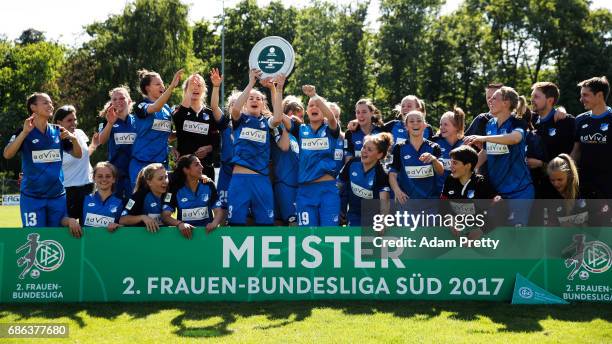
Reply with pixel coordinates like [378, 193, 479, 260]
[0, 227, 610, 303]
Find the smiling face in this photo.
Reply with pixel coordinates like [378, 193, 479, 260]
[111, 89, 130, 116]
[307, 98, 323, 124]
[580, 87, 601, 111]
[147, 168, 168, 195]
[30, 94, 54, 118]
[405, 112, 425, 138]
[450, 159, 471, 179]
[439, 116, 458, 139]
[145, 76, 165, 100]
[57, 112, 77, 133]
[94, 166, 116, 192]
[183, 157, 204, 180]
[549, 170, 568, 194]
[355, 103, 373, 126]
[360, 140, 383, 165]
[401, 98, 420, 115]
[246, 90, 265, 116]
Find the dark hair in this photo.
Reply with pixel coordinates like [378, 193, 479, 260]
[26, 92, 49, 113]
[355, 98, 383, 126]
[531, 81, 560, 105]
[578, 76, 610, 101]
[53, 105, 76, 123]
[450, 145, 478, 172]
[364, 132, 393, 159]
[170, 155, 200, 192]
[137, 69, 161, 97]
[486, 82, 504, 90]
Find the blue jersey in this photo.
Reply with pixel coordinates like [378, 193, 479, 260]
[231, 113, 273, 175]
[132, 99, 173, 163]
[271, 125, 299, 187]
[11, 125, 73, 199]
[82, 192, 124, 227]
[98, 115, 136, 174]
[122, 190, 168, 226]
[332, 134, 345, 175]
[383, 120, 408, 146]
[485, 116, 532, 197]
[344, 125, 382, 159]
[431, 136, 464, 193]
[163, 181, 219, 226]
[338, 158, 390, 218]
[390, 139, 442, 199]
[289, 120, 341, 184]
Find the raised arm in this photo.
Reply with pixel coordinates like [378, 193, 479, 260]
[302, 85, 337, 130]
[209, 68, 224, 122]
[147, 69, 184, 114]
[3, 116, 34, 159]
[231, 68, 261, 121]
[98, 104, 116, 145]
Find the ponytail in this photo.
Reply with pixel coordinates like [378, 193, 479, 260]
[134, 163, 165, 193]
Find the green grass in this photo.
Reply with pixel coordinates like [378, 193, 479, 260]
[0, 205, 20, 227]
[1, 205, 611, 342]
[0, 301, 610, 343]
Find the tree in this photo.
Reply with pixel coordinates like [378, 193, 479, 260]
[15, 29, 46, 45]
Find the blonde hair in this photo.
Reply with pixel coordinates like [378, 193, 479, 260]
[404, 110, 425, 125]
[182, 74, 208, 104]
[99, 85, 134, 117]
[498, 86, 520, 112]
[134, 163, 165, 193]
[440, 107, 465, 139]
[394, 95, 426, 119]
[226, 90, 242, 111]
[547, 154, 580, 214]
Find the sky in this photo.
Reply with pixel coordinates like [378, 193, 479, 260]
[1, 0, 611, 47]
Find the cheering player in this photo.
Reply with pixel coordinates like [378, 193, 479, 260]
[3, 93, 83, 229]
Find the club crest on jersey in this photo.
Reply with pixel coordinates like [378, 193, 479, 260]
[467, 190, 475, 199]
[601, 123, 608, 131]
[260, 121, 266, 129]
[164, 193, 172, 203]
[548, 128, 556, 136]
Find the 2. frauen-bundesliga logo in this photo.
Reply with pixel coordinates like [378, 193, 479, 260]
[16, 233, 65, 279]
[563, 234, 611, 281]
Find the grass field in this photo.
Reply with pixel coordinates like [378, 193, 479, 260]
[0, 205, 610, 343]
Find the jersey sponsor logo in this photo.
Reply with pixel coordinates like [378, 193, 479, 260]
[147, 213, 162, 225]
[239, 127, 267, 143]
[558, 211, 589, 226]
[334, 149, 343, 160]
[450, 201, 476, 215]
[84, 213, 115, 227]
[301, 138, 329, 150]
[290, 140, 300, 154]
[405, 165, 434, 178]
[183, 120, 210, 135]
[350, 182, 373, 199]
[580, 133, 607, 143]
[125, 199, 135, 210]
[485, 142, 509, 155]
[440, 158, 451, 171]
[152, 119, 172, 132]
[31, 149, 61, 163]
[181, 206, 209, 221]
[601, 123, 608, 131]
[548, 128, 556, 136]
[114, 132, 136, 145]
